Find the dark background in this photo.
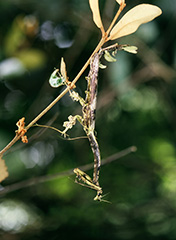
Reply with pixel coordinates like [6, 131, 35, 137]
[0, 0, 176, 239]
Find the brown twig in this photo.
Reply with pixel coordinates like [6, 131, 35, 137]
[0, 146, 137, 196]
[0, 3, 125, 158]
[106, 3, 126, 38]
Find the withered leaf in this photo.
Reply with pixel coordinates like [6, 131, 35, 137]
[0, 158, 9, 183]
[109, 4, 162, 40]
[60, 57, 67, 81]
[89, 0, 104, 30]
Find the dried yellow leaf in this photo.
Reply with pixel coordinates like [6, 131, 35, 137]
[60, 57, 67, 81]
[109, 4, 162, 40]
[0, 158, 9, 183]
[89, 0, 103, 29]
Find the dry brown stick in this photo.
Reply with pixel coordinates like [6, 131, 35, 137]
[0, 146, 136, 196]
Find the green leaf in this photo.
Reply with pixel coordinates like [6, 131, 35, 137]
[99, 62, 107, 69]
[122, 45, 138, 54]
[49, 69, 65, 88]
[104, 50, 116, 62]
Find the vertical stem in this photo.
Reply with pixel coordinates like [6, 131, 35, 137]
[106, 3, 126, 37]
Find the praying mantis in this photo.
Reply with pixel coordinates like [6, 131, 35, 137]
[61, 50, 103, 200]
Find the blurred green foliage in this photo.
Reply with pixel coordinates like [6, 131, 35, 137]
[0, 0, 176, 239]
